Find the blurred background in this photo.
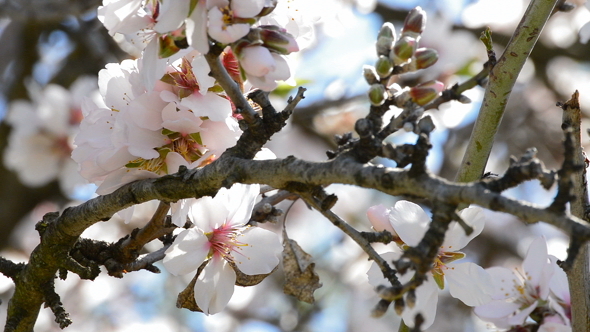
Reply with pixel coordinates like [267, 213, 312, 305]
[0, 0, 589, 331]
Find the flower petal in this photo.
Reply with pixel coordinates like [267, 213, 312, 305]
[232, 227, 281, 275]
[163, 228, 209, 275]
[445, 262, 493, 306]
[223, 183, 259, 226]
[474, 300, 521, 328]
[189, 194, 230, 231]
[522, 237, 554, 299]
[194, 256, 237, 314]
[441, 206, 486, 251]
[402, 276, 439, 329]
[486, 266, 519, 300]
[367, 204, 396, 234]
[388, 200, 430, 246]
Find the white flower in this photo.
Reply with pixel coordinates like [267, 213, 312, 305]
[163, 183, 282, 314]
[366, 201, 493, 329]
[238, 46, 291, 91]
[4, 77, 97, 195]
[73, 57, 240, 195]
[474, 237, 556, 329]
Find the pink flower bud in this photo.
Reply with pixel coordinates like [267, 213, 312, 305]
[259, 26, 299, 55]
[414, 48, 438, 69]
[402, 6, 426, 37]
[409, 80, 444, 106]
[367, 205, 396, 235]
[392, 36, 417, 64]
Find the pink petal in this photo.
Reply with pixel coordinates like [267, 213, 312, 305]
[186, 0, 209, 53]
[367, 204, 395, 234]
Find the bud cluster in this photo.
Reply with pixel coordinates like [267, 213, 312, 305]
[364, 7, 443, 107]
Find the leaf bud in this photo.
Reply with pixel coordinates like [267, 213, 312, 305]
[402, 6, 426, 37]
[409, 80, 444, 106]
[363, 65, 380, 85]
[391, 36, 417, 65]
[371, 299, 391, 318]
[376, 22, 396, 57]
[414, 48, 438, 69]
[406, 290, 417, 309]
[368, 84, 388, 106]
[458, 94, 472, 104]
[375, 56, 393, 79]
[394, 297, 405, 315]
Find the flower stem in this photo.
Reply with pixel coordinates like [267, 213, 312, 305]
[455, 0, 560, 183]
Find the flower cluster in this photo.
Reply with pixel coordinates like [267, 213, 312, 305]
[365, 7, 444, 107]
[474, 237, 571, 331]
[72, 52, 241, 198]
[98, 0, 308, 91]
[4, 77, 98, 196]
[366, 201, 494, 329]
[163, 183, 282, 315]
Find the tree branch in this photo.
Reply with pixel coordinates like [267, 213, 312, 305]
[456, 0, 560, 182]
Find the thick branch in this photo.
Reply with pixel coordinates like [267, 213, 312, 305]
[456, 0, 560, 182]
[5, 152, 590, 330]
[560, 91, 590, 331]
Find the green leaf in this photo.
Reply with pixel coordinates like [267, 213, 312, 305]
[479, 27, 493, 52]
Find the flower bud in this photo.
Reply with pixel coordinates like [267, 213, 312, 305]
[371, 299, 391, 318]
[458, 94, 472, 104]
[258, 26, 299, 55]
[363, 65, 380, 85]
[375, 56, 393, 78]
[402, 6, 426, 37]
[394, 298, 405, 315]
[414, 48, 438, 69]
[367, 205, 396, 235]
[368, 84, 387, 106]
[409, 80, 444, 106]
[391, 36, 417, 64]
[406, 290, 417, 309]
[376, 22, 396, 57]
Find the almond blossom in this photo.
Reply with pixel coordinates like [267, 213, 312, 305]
[474, 237, 571, 331]
[72, 56, 239, 196]
[367, 201, 493, 329]
[4, 77, 97, 195]
[163, 183, 282, 315]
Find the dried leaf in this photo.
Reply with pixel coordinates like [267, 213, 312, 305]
[230, 261, 276, 286]
[282, 238, 322, 303]
[176, 261, 206, 312]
